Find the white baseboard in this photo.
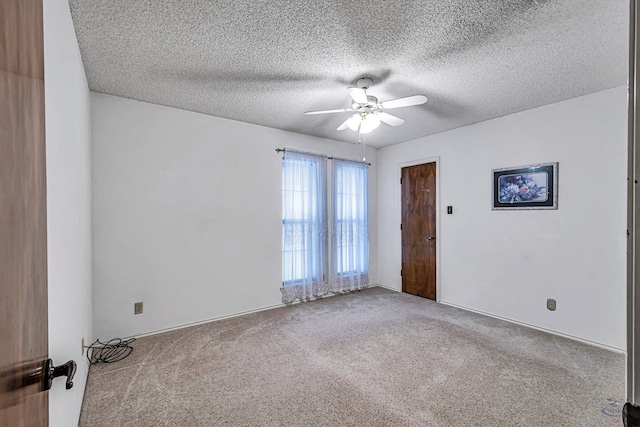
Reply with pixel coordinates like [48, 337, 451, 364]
[439, 300, 625, 354]
[129, 286, 624, 355]
[373, 283, 400, 292]
[129, 289, 351, 340]
[129, 302, 285, 340]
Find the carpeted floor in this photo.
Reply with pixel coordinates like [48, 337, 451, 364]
[79, 287, 624, 426]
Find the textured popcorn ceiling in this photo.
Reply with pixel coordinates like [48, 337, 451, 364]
[69, 0, 628, 148]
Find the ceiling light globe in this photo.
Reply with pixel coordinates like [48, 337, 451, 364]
[346, 114, 361, 131]
[359, 113, 381, 134]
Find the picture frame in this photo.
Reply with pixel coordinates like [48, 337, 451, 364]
[492, 162, 558, 210]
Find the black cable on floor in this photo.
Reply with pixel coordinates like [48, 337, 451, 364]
[86, 338, 135, 364]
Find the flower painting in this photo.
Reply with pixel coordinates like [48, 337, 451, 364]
[498, 172, 548, 203]
[492, 163, 558, 210]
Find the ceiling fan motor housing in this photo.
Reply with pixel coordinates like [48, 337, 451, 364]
[353, 95, 379, 111]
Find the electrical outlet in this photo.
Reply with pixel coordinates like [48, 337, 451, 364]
[547, 298, 556, 311]
[134, 301, 143, 315]
[81, 337, 85, 356]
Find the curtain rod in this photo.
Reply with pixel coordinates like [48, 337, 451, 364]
[275, 148, 371, 166]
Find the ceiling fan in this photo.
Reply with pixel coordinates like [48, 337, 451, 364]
[305, 77, 428, 134]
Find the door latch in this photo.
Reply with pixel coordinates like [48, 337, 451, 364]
[44, 359, 77, 390]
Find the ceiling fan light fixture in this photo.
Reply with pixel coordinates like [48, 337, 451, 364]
[346, 114, 362, 132]
[358, 113, 381, 134]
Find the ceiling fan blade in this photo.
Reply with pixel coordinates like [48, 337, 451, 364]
[377, 112, 405, 126]
[380, 95, 428, 109]
[347, 87, 368, 104]
[337, 117, 352, 130]
[305, 108, 350, 115]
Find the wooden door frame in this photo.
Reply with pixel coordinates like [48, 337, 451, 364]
[628, 0, 639, 406]
[397, 157, 441, 301]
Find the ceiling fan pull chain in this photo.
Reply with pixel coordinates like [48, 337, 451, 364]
[362, 133, 366, 162]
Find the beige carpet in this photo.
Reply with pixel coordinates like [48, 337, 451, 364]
[79, 287, 624, 426]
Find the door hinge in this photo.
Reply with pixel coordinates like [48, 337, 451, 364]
[400, 177, 403, 184]
[400, 269, 403, 276]
[400, 223, 402, 231]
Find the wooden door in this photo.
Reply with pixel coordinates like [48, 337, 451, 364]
[0, 0, 49, 425]
[401, 163, 437, 300]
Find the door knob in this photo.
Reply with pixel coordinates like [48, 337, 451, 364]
[44, 359, 76, 390]
[425, 236, 435, 241]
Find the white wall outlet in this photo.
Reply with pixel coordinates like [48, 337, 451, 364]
[134, 301, 143, 315]
[547, 298, 557, 311]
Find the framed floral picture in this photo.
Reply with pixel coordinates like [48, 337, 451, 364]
[492, 162, 558, 210]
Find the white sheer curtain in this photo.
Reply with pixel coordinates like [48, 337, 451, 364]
[281, 152, 328, 303]
[329, 159, 369, 292]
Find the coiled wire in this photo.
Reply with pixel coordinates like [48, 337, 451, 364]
[86, 338, 135, 364]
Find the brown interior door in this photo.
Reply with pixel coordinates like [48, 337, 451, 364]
[401, 162, 437, 300]
[0, 0, 49, 425]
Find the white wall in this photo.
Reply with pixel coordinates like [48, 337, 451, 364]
[43, 0, 93, 425]
[378, 87, 627, 350]
[91, 93, 378, 339]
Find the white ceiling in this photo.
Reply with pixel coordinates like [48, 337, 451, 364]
[69, 0, 628, 148]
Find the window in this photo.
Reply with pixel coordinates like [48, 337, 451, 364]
[281, 152, 327, 288]
[332, 160, 369, 280]
[281, 151, 368, 303]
